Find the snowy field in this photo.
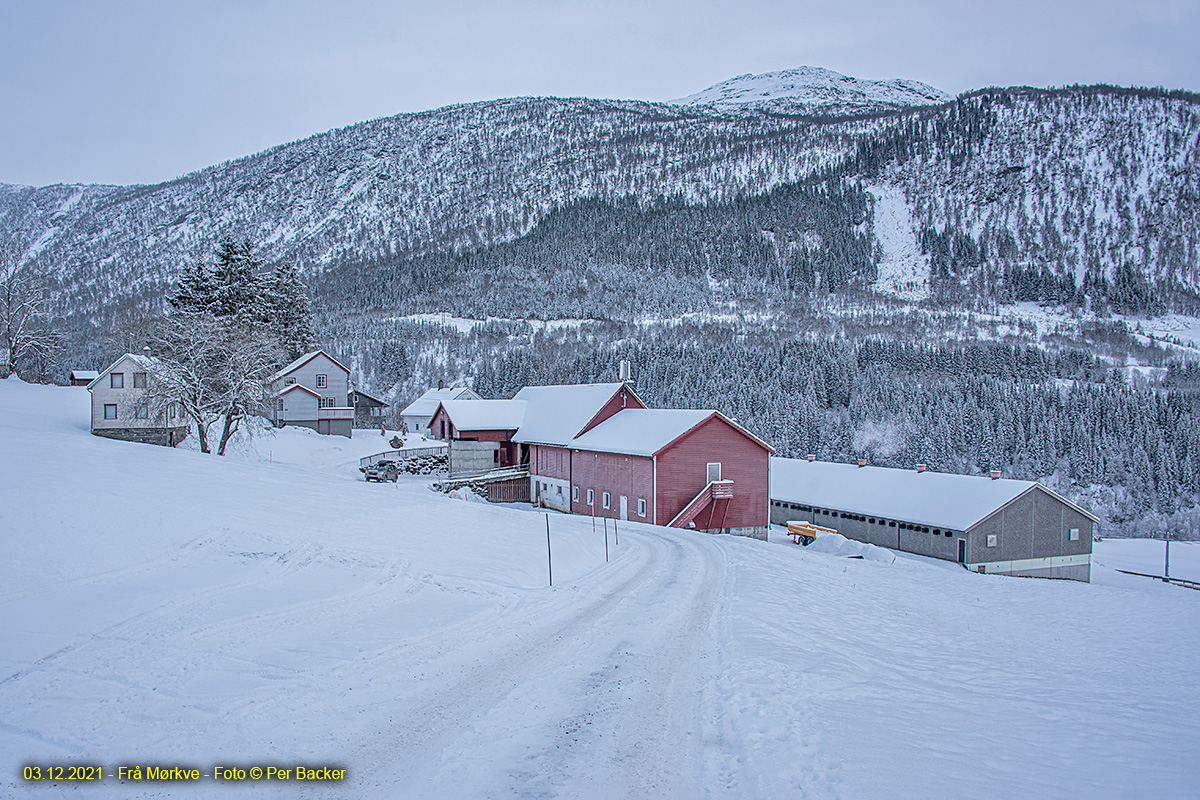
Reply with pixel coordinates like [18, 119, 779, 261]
[1, 377, 1198, 799]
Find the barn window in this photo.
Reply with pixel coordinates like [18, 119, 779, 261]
[933, 529, 941, 535]
[888, 521, 896, 527]
[316, 374, 328, 388]
[707, 462, 721, 483]
[110, 373, 124, 388]
[573, 486, 579, 502]
[104, 403, 117, 419]
[869, 518, 875, 524]
[133, 371, 147, 388]
[285, 377, 296, 385]
[1069, 528, 1080, 541]
[602, 492, 611, 509]
[987, 534, 998, 547]
[587, 489, 594, 506]
[944, 531, 952, 537]
[638, 498, 646, 517]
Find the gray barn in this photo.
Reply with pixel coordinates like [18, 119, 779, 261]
[770, 457, 1098, 582]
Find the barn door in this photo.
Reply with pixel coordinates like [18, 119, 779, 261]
[957, 539, 966, 564]
[619, 495, 628, 521]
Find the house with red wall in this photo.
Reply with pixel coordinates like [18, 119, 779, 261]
[436, 381, 773, 538]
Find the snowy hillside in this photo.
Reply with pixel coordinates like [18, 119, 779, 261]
[1, 378, 1197, 798]
[673, 66, 952, 115]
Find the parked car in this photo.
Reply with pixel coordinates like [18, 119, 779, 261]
[362, 460, 399, 482]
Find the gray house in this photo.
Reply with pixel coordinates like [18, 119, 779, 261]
[770, 457, 1098, 582]
[87, 354, 189, 446]
[400, 383, 481, 436]
[269, 350, 353, 437]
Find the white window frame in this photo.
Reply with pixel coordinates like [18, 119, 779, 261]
[572, 486, 579, 502]
[316, 374, 328, 389]
[638, 498, 646, 517]
[602, 491, 610, 509]
[104, 403, 117, 420]
[707, 462, 721, 483]
[1069, 528, 1080, 541]
[986, 534, 998, 548]
[587, 489, 594, 506]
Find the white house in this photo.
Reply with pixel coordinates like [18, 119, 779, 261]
[87, 354, 189, 447]
[400, 382, 481, 436]
[268, 350, 353, 437]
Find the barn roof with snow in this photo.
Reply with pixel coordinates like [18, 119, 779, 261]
[401, 386, 481, 418]
[770, 458, 1098, 531]
[512, 383, 637, 446]
[571, 408, 773, 457]
[436, 398, 527, 431]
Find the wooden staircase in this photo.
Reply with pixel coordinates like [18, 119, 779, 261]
[668, 480, 734, 532]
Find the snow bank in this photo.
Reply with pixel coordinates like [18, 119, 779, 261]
[2, 379, 1197, 799]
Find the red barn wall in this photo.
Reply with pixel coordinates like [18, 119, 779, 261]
[576, 386, 646, 436]
[569, 450, 654, 521]
[531, 444, 572, 480]
[655, 416, 769, 530]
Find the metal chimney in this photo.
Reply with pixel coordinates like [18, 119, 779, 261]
[619, 359, 631, 382]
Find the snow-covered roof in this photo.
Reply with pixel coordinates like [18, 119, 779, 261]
[70, 370, 99, 381]
[275, 383, 322, 399]
[269, 350, 350, 383]
[401, 387, 481, 418]
[512, 383, 626, 446]
[86, 353, 163, 390]
[439, 399, 526, 431]
[570, 409, 710, 456]
[770, 458, 1098, 530]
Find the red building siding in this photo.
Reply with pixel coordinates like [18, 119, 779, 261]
[576, 385, 646, 435]
[654, 416, 770, 530]
[531, 444, 572, 480]
[569, 450, 655, 520]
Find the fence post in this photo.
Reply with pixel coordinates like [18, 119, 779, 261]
[603, 516, 609, 563]
[546, 513, 553, 587]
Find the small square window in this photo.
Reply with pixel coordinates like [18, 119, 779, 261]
[638, 498, 646, 517]
[587, 489, 594, 506]
[602, 492, 611, 509]
[133, 372, 147, 388]
[285, 377, 296, 385]
[135, 405, 148, 419]
[987, 534, 998, 548]
[1069, 528, 1080, 541]
[110, 373, 123, 389]
[104, 403, 117, 420]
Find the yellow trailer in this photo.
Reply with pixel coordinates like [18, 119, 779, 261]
[786, 520, 837, 546]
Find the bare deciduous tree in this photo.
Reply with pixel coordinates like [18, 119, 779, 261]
[1, 243, 60, 379]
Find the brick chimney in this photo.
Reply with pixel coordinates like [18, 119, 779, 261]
[857, 459, 867, 468]
[990, 470, 1002, 480]
[916, 463, 927, 473]
[807, 454, 817, 462]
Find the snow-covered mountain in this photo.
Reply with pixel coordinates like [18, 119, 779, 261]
[671, 66, 953, 116]
[0, 71, 1197, 363]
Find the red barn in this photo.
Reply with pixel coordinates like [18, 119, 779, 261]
[514, 383, 773, 539]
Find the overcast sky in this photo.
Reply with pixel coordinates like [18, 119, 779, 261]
[1, 0, 1196, 187]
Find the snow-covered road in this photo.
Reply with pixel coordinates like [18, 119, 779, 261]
[2, 378, 1198, 798]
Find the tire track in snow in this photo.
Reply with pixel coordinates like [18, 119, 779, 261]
[347, 527, 728, 798]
